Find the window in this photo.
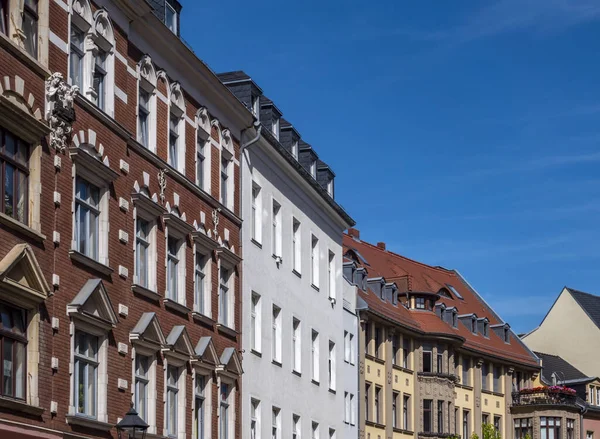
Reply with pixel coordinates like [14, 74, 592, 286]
[311, 235, 319, 287]
[134, 355, 150, 421]
[70, 26, 85, 88]
[392, 334, 399, 365]
[312, 422, 319, 439]
[349, 333, 355, 365]
[138, 89, 151, 147]
[220, 157, 229, 206]
[1, 128, 29, 224]
[251, 293, 261, 353]
[375, 386, 382, 424]
[194, 252, 208, 314]
[272, 305, 281, 363]
[220, 384, 230, 439]
[328, 251, 335, 300]
[196, 137, 206, 189]
[310, 160, 316, 178]
[423, 399, 432, 433]
[273, 118, 280, 139]
[416, 297, 425, 309]
[192, 375, 206, 439]
[166, 237, 181, 302]
[452, 311, 458, 328]
[165, 1, 177, 33]
[74, 331, 99, 417]
[293, 414, 301, 439]
[311, 330, 319, 382]
[402, 337, 410, 369]
[252, 184, 261, 243]
[291, 141, 298, 159]
[75, 177, 100, 260]
[483, 321, 489, 337]
[169, 113, 179, 169]
[403, 395, 410, 430]
[423, 345, 432, 373]
[0, 0, 7, 35]
[93, 49, 107, 110]
[482, 363, 489, 391]
[344, 392, 350, 424]
[327, 180, 334, 197]
[292, 218, 301, 273]
[344, 331, 351, 363]
[463, 411, 470, 439]
[166, 365, 179, 436]
[328, 340, 336, 390]
[514, 419, 532, 439]
[250, 399, 260, 439]
[392, 392, 399, 428]
[272, 407, 281, 439]
[483, 414, 489, 426]
[219, 267, 231, 327]
[471, 317, 477, 333]
[328, 428, 335, 439]
[22, 0, 38, 58]
[374, 326, 381, 359]
[541, 417, 561, 439]
[350, 393, 356, 426]
[462, 357, 470, 386]
[437, 350, 443, 373]
[272, 200, 281, 257]
[493, 365, 502, 393]
[494, 416, 502, 435]
[587, 432, 593, 439]
[365, 383, 371, 421]
[136, 218, 150, 288]
[252, 95, 260, 119]
[437, 401, 444, 434]
[0, 303, 26, 400]
[365, 323, 371, 355]
[292, 318, 301, 372]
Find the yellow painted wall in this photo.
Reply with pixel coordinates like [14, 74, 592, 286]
[365, 358, 386, 387]
[366, 423, 386, 439]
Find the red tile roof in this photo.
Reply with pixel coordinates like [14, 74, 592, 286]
[345, 233, 539, 368]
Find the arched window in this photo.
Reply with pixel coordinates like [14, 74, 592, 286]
[195, 107, 211, 192]
[168, 82, 185, 173]
[138, 55, 158, 152]
[68, 3, 115, 115]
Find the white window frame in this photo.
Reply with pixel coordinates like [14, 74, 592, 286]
[196, 134, 208, 190]
[272, 199, 281, 257]
[137, 56, 158, 152]
[131, 346, 158, 434]
[163, 357, 186, 439]
[292, 317, 301, 373]
[328, 251, 335, 301]
[328, 340, 336, 391]
[350, 333, 355, 365]
[292, 218, 301, 274]
[272, 304, 282, 364]
[272, 117, 280, 139]
[272, 406, 281, 439]
[311, 235, 319, 288]
[311, 329, 320, 383]
[251, 183, 262, 244]
[220, 155, 231, 208]
[251, 292, 262, 353]
[165, 232, 186, 306]
[193, 369, 212, 439]
[251, 398, 261, 439]
[194, 249, 210, 316]
[312, 421, 319, 439]
[293, 414, 301, 439]
[168, 83, 186, 174]
[219, 379, 235, 439]
[218, 263, 234, 329]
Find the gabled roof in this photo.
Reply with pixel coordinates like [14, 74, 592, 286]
[130, 312, 166, 347]
[534, 351, 590, 384]
[195, 336, 219, 365]
[219, 347, 243, 376]
[164, 325, 194, 358]
[344, 233, 539, 368]
[0, 243, 50, 307]
[566, 287, 600, 330]
[67, 279, 118, 329]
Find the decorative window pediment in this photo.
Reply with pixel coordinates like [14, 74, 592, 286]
[196, 107, 210, 138]
[192, 228, 219, 254]
[91, 10, 115, 52]
[163, 325, 194, 361]
[67, 279, 118, 329]
[217, 246, 242, 268]
[1, 76, 49, 143]
[217, 347, 242, 379]
[194, 336, 219, 367]
[139, 55, 157, 91]
[71, 0, 93, 30]
[221, 129, 233, 157]
[69, 139, 118, 186]
[169, 82, 185, 118]
[0, 244, 50, 308]
[163, 204, 194, 238]
[132, 179, 166, 218]
[130, 312, 166, 350]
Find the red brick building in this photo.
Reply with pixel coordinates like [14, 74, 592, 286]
[0, 0, 253, 438]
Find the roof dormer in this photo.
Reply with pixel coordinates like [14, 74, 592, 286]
[477, 317, 490, 338]
[280, 118, 300, 159]
[298, 141, 318, 178]
[316, 160, 335, 197]
[491, 322, 511, 344]
[458, 313, 478, 334]
[407, 291, 439, 311]
[367, 277, 386, 300]
[259, 96, 282, 140]
[343, 260, 356, 284]
[383, 282, 398, 305]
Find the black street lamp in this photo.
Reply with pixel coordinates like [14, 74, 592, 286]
[116, 404, 149, 439]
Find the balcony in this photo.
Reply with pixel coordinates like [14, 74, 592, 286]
[512, 387, 578, 407]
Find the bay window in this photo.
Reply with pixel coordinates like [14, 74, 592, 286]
[1, 128, 29, 224]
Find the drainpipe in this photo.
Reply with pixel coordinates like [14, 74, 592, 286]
[241, 121, 262, 151]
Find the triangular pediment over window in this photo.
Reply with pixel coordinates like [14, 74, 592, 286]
[163, 325, 194, 360]
[130, 312, 166, 350]
[218, 347, 243, 378]
[0, 244, 50, 308]
[194, 336, 219, 366]
[67, 279, 118, 329]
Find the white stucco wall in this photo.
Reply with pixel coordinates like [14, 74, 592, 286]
[241, 138, 350, 439]
[343, 278, 359, 439]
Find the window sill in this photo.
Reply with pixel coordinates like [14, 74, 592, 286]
[192, 311, 215, 327]
[392, 364, 414, 374]
[272, 359, 282, 368]
[292, 269, 301, 278]
[292, 369, 301, 377]
[163, 298, 191, 315]
[216, 323, 238, 338]
[0, 396, 44, 416]
[366, 353, 385, 365]
[365, 421, 385, 429]
[69, 251, 113, 276]
[0, 213, 46, 243]
[251, 349, 262, 358]
[132, 284, 161, 302]
[456, 383, 473, 391]
[66, 414, 113, 431]
[251, 238, 262, 249]
[311, 379, 320, 386]
[482, 389, 504, 397]
[328, 388, 336, 395]
[311, 284, 320, 292]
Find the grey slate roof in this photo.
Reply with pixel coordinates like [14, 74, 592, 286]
[220, 347, 236, 365]
[217, 71, 251, 83]
[567, 287, 600, 329]
[131, 312, 156, 336]
[534, 351, 589, 384]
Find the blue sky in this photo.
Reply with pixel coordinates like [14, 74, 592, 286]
[181, 0, 600, 334]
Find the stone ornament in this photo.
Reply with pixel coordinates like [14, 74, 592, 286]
[212, 208, 220, 238]
[45, 73, 78, 153]
[158, 169, 167, 204]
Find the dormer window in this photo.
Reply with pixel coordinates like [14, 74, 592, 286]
[416, 297, 425, 310]
[327, 179, 334, 197]
[504, 326, 510, 343]
[272, 117, 280, 140]
[165, 2, 177, 34]
[471, 317, 476, 333]
[291, 141, 298, 159]
[252, 95, 260, 120]
[452, 311, 458, 328]
[483, 321, 489, 337]
[310, 160, 316, 178]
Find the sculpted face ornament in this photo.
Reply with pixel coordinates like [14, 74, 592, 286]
[45, 72, 79, 153]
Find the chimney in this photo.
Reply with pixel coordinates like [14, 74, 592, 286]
[348, 228, 360, 239]
[377, 242, 386, 250]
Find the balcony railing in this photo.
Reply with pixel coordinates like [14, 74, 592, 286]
[512, 388, 578, 407]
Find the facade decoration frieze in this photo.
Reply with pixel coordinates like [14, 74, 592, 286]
[45, 73, 78, 153]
